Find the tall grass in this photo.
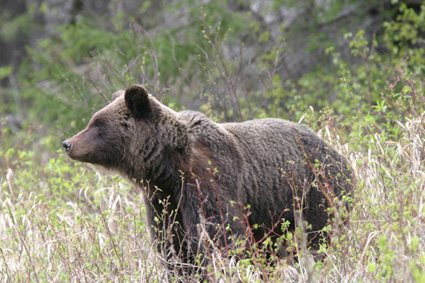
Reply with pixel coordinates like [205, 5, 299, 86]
[1, 110, 425, 282]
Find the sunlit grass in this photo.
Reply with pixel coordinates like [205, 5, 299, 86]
[1, 113, 425, 281]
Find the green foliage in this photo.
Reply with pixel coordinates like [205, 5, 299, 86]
[0, 3, 41, 42]
[0, 66, 13, 79]
[3, 0, 260, 132]
[255, 2, 425, 128]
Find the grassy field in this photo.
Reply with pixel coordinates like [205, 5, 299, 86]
[1, 111, 425, 282]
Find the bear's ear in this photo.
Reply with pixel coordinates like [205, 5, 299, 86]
[111, 90, 124, 102]
[125, 85, 151, 118]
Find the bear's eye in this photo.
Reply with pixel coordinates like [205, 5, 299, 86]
[92, 119, 104, 128]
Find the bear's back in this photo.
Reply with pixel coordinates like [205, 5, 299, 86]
[220, 119, 312, 216]
[178, 113, 349, 208]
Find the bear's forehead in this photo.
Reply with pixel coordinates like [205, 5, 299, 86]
[93, 96, 126, 120]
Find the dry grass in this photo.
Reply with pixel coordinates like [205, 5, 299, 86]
[1, 113, 425, 282]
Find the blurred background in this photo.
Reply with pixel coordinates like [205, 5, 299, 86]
[1, 0, 424, 151]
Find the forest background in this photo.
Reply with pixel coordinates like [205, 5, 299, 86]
[1, 0, 425, 281]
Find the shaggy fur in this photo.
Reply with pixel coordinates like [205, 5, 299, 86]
[64, 85, 352, 269]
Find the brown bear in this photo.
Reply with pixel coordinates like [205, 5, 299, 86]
[63, 85, 352, 271]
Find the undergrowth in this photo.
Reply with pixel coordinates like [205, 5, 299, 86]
[1, 108, 425, 282]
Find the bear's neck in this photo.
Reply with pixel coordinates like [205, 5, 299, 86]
[122, 114, 192, 194]
[148, 146, 189, 186]
[121, 142, 192, 195]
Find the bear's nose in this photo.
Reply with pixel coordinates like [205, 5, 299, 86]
[62, 140, 72, 153]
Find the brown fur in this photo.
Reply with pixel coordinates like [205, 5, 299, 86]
[64, 85, 353, 269]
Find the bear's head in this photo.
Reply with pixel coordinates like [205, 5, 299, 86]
[62, 85, 185, 179]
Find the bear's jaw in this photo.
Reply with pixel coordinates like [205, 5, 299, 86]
[66, 149, 104, 166]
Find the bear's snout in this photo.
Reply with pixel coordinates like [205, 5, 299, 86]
[62, 140, 72, 153]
